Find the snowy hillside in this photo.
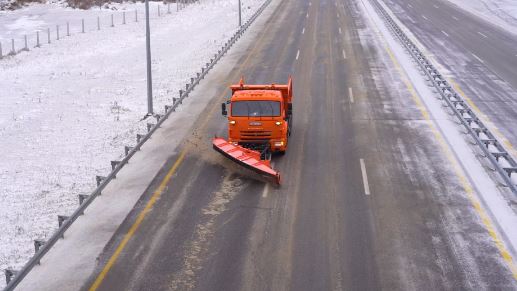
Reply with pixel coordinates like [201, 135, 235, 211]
[0, 0, 264, 287]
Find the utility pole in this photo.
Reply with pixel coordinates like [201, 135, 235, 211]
[145, 0, 154, 116]
[238, 0, 242, 27]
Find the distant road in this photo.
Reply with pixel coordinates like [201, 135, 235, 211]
[383, 0, 517, 151]
[79, 0, 517, 290]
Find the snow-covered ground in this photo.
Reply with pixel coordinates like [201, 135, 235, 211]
[444, 0, 517, 34]
[0, 0, 264, 286]
[0, 1, 175, 55]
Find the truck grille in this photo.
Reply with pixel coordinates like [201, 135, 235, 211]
[240, 130, 272, 140]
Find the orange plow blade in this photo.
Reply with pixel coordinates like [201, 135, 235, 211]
[212, 137, 281, 185]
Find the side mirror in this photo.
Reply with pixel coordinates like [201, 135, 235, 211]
[221, 103, 227, 116]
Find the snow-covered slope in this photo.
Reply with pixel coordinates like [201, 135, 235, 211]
[0, 0, 263, 286]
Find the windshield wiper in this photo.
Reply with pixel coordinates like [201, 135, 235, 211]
[246, 102, 251, 120]
[266, 101, 274, 119]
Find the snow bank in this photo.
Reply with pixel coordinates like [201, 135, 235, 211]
[444, 0, 517, 35]
[0, 0, 264, 286]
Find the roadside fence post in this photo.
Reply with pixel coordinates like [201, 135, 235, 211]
[135, 9, 138, 22]
[123, 11, 126, 24]
[56, 25, 60, 40]
[97, 16, 100, 30]
[24, 35, 28, 51]
[67, 22, 70, 36]
[111, 14, 114, 27]
[82, 19, 85, 33]
[36, 31, 40, 47]
[158, 5, 161, 16]
[11, 38, 15, 54]
[47, 28, 51, 44]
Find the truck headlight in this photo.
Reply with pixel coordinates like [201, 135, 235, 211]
[275, 121, 282, 126]
[229, 120, 236, 125]
[274, 141, 284, 147]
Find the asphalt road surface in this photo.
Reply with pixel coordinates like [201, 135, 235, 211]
[81, 0, 517, 290]
[383, 0, 517, 152]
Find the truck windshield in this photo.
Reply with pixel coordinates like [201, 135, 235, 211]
[231, 101, 281, 117]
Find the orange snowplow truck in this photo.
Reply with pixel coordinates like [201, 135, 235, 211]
[222, 77, 293, 155]
[212, 77, 293, 184]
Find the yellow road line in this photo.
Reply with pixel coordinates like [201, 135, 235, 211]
[89, 150, 187, 291]
[361, 0, 517, 280]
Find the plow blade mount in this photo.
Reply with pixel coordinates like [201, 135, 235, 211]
[212, 137, 281, 184]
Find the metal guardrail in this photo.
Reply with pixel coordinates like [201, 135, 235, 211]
[369, 0, 517, 195]
[2, 0, 272, 289]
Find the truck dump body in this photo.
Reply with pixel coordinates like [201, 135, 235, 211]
[230, 78, 292, 106]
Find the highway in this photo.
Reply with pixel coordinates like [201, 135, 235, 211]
[383, 0, 517, 152]
[80, 0, 517, 290]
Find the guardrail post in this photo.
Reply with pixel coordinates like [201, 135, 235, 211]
[34, 239, 46, 253]
[135, 10, 138, 22]
[5, 269, 17, 284]
[56, 25, 60, 40]
[57, 215, 69, 228]
[78, 194, 89, 205]
[97, 16, 100, 30]
[36, 31, 40, 47]
[67, 22, 70, 36]
[82, 19, 85, 33]
[124, 146, 133, 156]
[47, 28, 51, 44]
[158, 5, 161, 17]
[123, 11, 126, 24]
[96, 176, 106, 186]
[111, 14, 114, 27]
[503, 167, 517, 177]
[110, 160, 121, 171]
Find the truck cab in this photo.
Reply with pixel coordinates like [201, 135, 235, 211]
[222, 77, 293, 154]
